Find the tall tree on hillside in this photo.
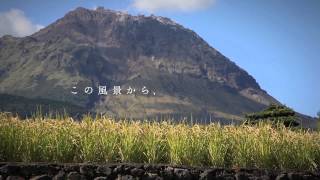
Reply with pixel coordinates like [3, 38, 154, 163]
[245, 104, 299, 127]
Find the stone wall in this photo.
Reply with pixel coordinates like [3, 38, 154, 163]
[0, 162, 319, 180]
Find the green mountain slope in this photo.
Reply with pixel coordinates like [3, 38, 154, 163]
[0, 94, 87, 118]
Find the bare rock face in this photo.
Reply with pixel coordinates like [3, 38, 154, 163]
[0, 7, 280, 122]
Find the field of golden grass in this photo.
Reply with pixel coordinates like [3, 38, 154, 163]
[0, 113, 319, 171]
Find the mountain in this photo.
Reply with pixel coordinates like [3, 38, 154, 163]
[0, 7, 299, 123]
[0, 93, 87, 118]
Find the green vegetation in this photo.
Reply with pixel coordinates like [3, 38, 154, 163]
[0, 113, 319, 171]
[0, 94, 87, 118]
[317, 111, 320, 131]
[245, 104, 299, 127]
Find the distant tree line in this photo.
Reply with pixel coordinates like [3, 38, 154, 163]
[317, 111, 320, 131]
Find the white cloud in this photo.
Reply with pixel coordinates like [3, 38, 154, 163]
[91, 5, 98, 10]
[0, 9, 43, 37]
[132, 0, 215, 12]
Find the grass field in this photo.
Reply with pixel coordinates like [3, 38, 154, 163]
[0, 113, 319, 171]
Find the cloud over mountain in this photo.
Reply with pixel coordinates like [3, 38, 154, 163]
[132, 0, 215, 12]
[0, 9, 43, 37]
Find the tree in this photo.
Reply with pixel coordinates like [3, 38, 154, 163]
[245, 104, 299, 127]
[317, 111, 320, 131]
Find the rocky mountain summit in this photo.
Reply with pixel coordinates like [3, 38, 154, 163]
[0, 7, 287, 122]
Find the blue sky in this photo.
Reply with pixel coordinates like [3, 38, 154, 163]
[0, 0, 319, 117]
